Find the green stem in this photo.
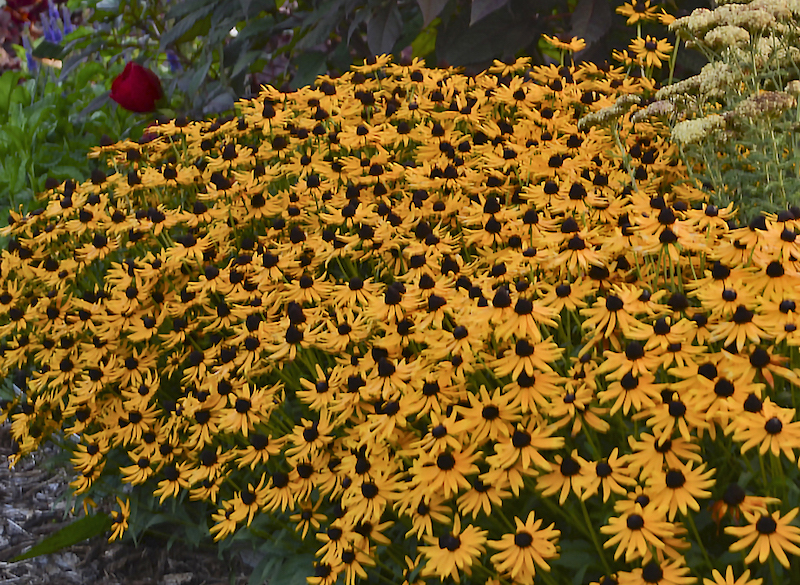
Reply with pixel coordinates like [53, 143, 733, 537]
[668, 36, 679, 86]
[759, 453, 770, 492]
[537, 567, 561, 585]
[494, 505, 517, 532]
[769, 453, 786, 503]
[685, 512, 712, 571]
[579, 498, 612, 576]
[582, 424, 602, 460]
[768, 556, 780, 585]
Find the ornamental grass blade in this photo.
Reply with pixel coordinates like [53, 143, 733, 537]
[12, 513, 112, 562]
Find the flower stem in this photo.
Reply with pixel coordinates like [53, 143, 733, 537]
[579, 498, 612, 576]
[685, 512, 712, 571]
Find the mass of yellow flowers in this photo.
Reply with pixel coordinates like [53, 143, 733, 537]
[2, 51, 800, 585]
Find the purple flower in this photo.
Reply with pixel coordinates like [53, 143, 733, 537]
[166, 50, 182, 72]
[62, 6, 74, 36]
[42, 2, 64, 44]
[22, 31, 37, 72]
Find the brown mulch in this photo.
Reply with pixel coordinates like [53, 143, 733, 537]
[0, 424, 253, 585]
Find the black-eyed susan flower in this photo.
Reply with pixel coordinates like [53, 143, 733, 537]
[580, 284, 650, 340]
[489, 336, 563, 379]
[627, 432, 702, 480]
[542, 34, 587, 54]
[290, 499, 327, 540]
[108, 497, 130, 542]
[419, 515, 487, 584]
[412, 446, 480, 499]
[153, 460, 192, 503]
[646, 462, 716, 520]
[306, 561, 341, 585]
[397, 491, 451, 539]
[453, 384, 520, 443]
[486, 419, 564, 472]
[209, 501, 239, 542]
[580, 448, 637, 502]
[598, 370, 661, 416]
[616, 0, 660, 25]
[617, 559, 696, 585]
[725, 508, 800, 568]
[339, 546, 376, 585]
[456, 473, 511, 520]
[536, 449, 589, 504]
[728, 398, 800, 461]
[702, 566, 762, 585]
[219, 382, 275, 437]
[601, 503, 675, 562]
[710, 483, 780, 527]
[342, 470, 401, 523]
[546, 382, 610, 436]
[11, 50, 800, 585]
[488, 510, 560, 581]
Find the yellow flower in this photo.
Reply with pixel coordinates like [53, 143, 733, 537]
[420, 515, 487, 583]
[600, 503, 674, 562]
[616, 0, 660, 25]
[703, 566, 762, 585]
[108, 497, 130, 542]
[629, 36, 674, 69]
[488, 510, 560, 580]
[542, 34, 587, 53]
[725, 508, 800, 568]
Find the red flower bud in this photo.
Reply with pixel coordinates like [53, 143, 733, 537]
[110, 61, 163, 113]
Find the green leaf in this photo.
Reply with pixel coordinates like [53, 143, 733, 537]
[569, 0, 612, 46]
[0, 71, 23, 119]
[160, 4, 215, 49]
[24, 104, 57, 137]
[94, 0, 119, 10]
[0, 125, 29, 154]
[32, 40, 65, 60]
[13, 514, 112, 562]
[367, 3, 403, 55]
[295, 0, 344, 51]
[411, 18, 439, 58]
[46, 166, 85, 180]
[59, 41, 104, 79]
[186, 55, 213, 98]
[248, 554, 282, 585]
[74, 61, 106, 88]
[231, 49, 265, 79]
[417, 0, 448, 28]
[75, 92, 111, 123]
[165, 0, 215, 20]
[549, 538, 594, 585]
[437, 0, 547, 68]
[347, 7, 370, 45]
[470, 0, 508, 26]
[274, 553, 315, 585]
[290, 51, 327, 89]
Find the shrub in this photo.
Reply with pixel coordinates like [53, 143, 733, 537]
[3, 50, 800, 585]
[634, 0, 800, 219]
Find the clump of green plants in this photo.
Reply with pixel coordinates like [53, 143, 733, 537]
[632, 0, 800, 220]
[4, 32, 800, 585]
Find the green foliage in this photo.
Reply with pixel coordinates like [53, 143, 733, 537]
[12, 513, 113, 562]
[0, 62, 143, 212]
